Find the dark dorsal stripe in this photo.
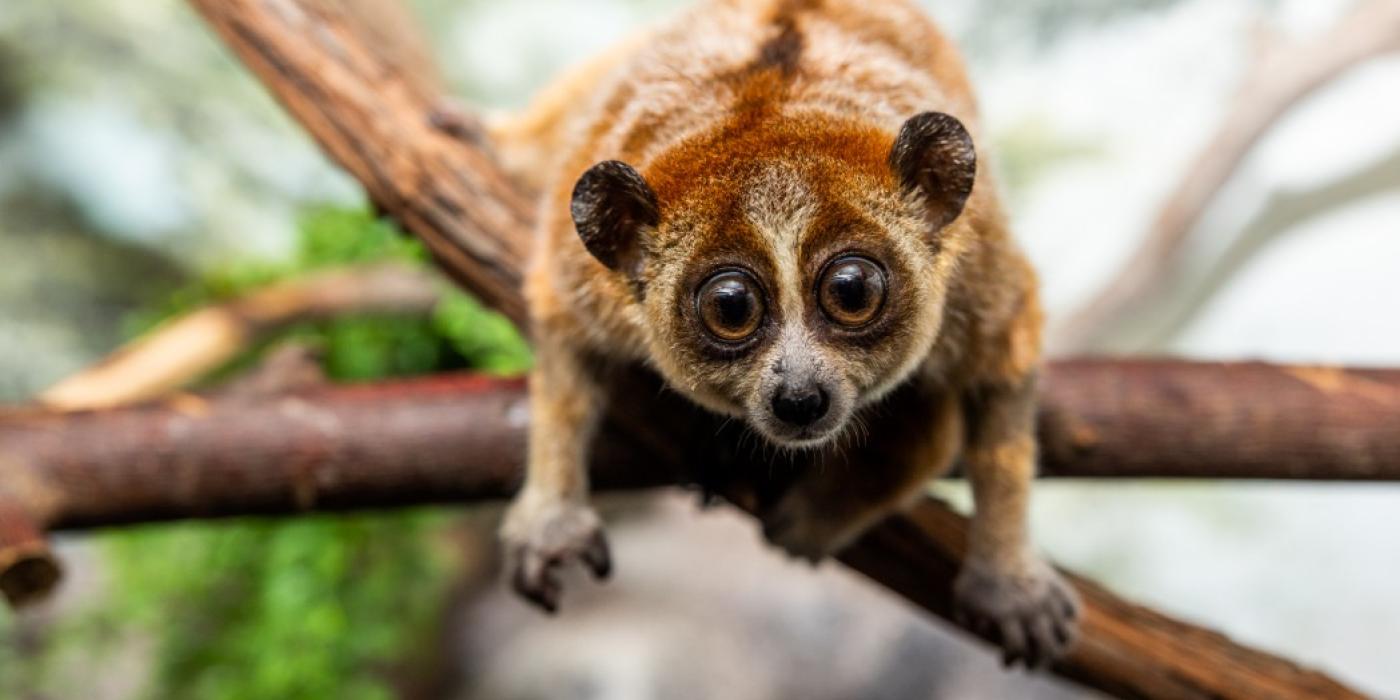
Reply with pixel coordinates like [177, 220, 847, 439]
[755, 18, 803, 77]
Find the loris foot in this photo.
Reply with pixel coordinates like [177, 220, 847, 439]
[499, 495, 611, 613]
[953, 557, 1080, 669]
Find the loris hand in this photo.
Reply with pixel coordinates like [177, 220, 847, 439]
[954, 555, 1079, 669]
[499, 493, 611, 613]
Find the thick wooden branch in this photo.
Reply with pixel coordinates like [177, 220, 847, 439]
[4, 363, 1390, 697]
[169, 1, 1382, 697]
[11, 362, 1399, 532]
[1039, 360, 1400, 480]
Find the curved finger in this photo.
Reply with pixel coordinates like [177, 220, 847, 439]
[1053, 584, 1080, 620]
[999, 617, 1028, 668]
[1052, 609, 1076, 649]
[582, 531, 613, 579]
[1028, 612, 1059, 669]
[512, 549, 560, 614]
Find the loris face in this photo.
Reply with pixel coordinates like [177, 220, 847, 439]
[570, 112, 976, 448]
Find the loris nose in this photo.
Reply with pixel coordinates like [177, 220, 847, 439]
[771, 384, 830, 427]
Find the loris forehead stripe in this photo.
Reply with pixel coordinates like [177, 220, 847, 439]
[744, 165, 815, 314]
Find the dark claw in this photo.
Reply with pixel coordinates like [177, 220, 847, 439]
[582, 531, 613, 579]
[528, 582, 559, 615]
[510, 546, 564, 614]
[1052, 613, 1073, 646]
[512, 560, 553, 613]
[1020, 623, 1040, 669]
[998, 619, 1026, 668]
[1053, 582, 1080, 619]
[1029, 613, 1058, 669]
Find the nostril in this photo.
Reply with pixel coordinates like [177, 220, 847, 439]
[771, 386, 830, 427]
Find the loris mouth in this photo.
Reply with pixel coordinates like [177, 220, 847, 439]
[754, 419, 845, 451]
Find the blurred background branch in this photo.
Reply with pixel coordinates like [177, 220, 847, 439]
[1051, 0, 1400, 353]
[39, 262, 443, 410]
[1101, 146, 1400, 349]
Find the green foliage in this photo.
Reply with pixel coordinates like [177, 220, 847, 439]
[4, 206, 528, 699]
[103, 511, 455, 700]
[126, 205, 531, 380]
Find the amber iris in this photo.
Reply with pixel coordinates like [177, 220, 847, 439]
[819, 256, 886, 328]
[697, 270, 764, 342]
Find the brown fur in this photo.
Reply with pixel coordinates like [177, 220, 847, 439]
[498, 0, 1078, 667]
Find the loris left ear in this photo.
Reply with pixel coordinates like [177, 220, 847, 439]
[889, 112, 977, 235]
[571, 160, 660, 280]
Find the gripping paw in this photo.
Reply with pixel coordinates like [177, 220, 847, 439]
[499, 495, 611, 613]
[953, 557, 1080, 669]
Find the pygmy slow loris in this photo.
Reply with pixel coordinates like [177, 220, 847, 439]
[492, 0, 1079, 668]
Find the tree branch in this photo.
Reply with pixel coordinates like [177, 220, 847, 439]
[1, 364, 1384, 698]
[38, 263, 442, 410]
[1039, 359, 1400, 480]
[191, 0, 532, 325]
[1131, 147, 1400, 348]
[170, 1, 1381, 697]
[1052, 0, 1400, 352]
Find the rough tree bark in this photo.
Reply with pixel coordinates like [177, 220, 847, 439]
[80, 0, 1375, 697]
[2, 365, 1388, 698]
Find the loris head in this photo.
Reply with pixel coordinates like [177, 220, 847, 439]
[570, 112, 976, 448]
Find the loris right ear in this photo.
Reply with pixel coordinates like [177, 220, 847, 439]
[889, 112, 977, 235]
[571, 160, 660, 279]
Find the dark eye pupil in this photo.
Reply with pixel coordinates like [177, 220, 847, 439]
[830, 265, 868, 311]
[713, 283, 752, 326]
[818, 256, 885, 327]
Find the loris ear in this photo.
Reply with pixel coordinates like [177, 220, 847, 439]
[571, 160, 660, 277]
[889, 112, 977, 233]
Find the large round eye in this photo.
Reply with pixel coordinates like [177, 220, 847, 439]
[818, 256, 886, 328]
[696, 270, 764, 343]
